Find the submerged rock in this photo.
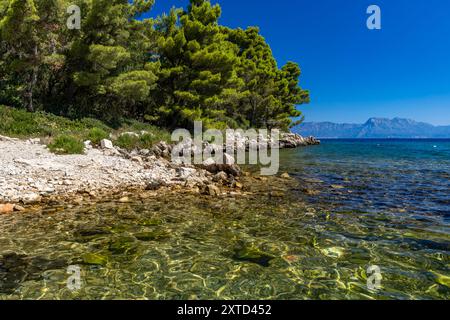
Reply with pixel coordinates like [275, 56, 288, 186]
[108, 237, 137, 255]
[205, 184, 221, 196]
[134, 230, 170, 242]
[81, 253, 108, 266]
[280, 172, 291, 179]
[139, 218, 163, 226]
[232, 245, 276, 267]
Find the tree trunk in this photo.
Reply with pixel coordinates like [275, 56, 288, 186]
[25, 45, 39, 112]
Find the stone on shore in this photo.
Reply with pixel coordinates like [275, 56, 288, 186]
[22, 193, 42, 205]
[0, 204, 15, 214]
[206, 184, 221, 196]
[281, 172, 291, 179]
[100, 139, 114, 149]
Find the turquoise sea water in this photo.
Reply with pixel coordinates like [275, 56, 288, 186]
[0, 139, 449, 300]
[281, 139, 450, 219]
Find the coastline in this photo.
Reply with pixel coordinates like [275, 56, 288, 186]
[0, 133, 319, 213]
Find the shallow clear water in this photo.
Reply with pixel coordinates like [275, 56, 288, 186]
[0, 139, 449, 300]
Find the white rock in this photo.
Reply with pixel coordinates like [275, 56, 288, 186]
[100, 139, 114, 149]
[202, 158, 216, 166]
[120, 132, 140, 138]
[177, 167, 197, 179]
[84, 140, 92, 149]
[22, 193, 42, 204]
[224, 153, 235, 165]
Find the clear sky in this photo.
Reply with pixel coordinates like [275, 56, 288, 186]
[145, 0, 450, 125]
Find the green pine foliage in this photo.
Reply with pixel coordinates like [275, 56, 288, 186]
[0, 0, 309, 131]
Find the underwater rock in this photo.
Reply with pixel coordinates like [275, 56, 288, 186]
[270, 191, 285, 198]
[434, 272, 450, 288]
[321, 247, 346, 259]
[118, 196, 130, 203]
[0, 252, 68, 294]
[81, 253, 108, 266]
[301, 188, 321, 196]
[205, 184, 221, 196]
[232, 245, 276, 267]
[139, 218, 163, 226]
[74, 226, 112, 238]
[108, 237, 137, 255]
[134, 230, 170, 242]
[280, 172, 291, 179]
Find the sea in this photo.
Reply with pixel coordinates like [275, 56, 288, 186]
[0, 139, 448, 300]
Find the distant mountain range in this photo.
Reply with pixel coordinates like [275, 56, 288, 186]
[293, 118, 450, 138]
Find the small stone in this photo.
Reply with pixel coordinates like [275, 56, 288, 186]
[281, 172, 290, 179]
[100, 139, 114, 149]
[13, 205, 25, 212]
[270, 191, 285, 198]
[235, 182, 243, 189]
[301, 188, 320, 196]
[202, 158, 216, 166]
[119, 197, 130, 203]
[213, 171, 228, 183]
[206, 184, 220, 196]
[22, 193, 42, 205]
[0, 203, 15, 214]
[84, 140, 92, 149]
[223, 153, 235, 165]
[146, 181, 162, 191]
[82, 253, 108, 266]
[134, 230, 170, 242]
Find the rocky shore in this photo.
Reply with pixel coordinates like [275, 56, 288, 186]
[0, 133, 319, 213]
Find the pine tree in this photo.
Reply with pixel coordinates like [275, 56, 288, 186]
[228, 27, 309, 130]
[67, 0, 159, 120]
[152, 0, 243, 129]
[0, 0, 40, 111]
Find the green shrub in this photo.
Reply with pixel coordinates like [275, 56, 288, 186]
[47, 135, 85, 154]
[115, 133, 140, 150]
[86, 127, 109, 145]
[0, 105, 111, 138]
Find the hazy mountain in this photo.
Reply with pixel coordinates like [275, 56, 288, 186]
[293, 118, 450, 138]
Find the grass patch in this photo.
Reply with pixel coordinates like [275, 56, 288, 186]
[0, 105, 172, 153]
[115, 132, 170, 151]
[0, 105, 110, 138]
[47, 135, 85, 154]
[87, 127, 109, 145]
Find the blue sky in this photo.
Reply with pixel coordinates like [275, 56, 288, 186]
[145, 0, 450, 125]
